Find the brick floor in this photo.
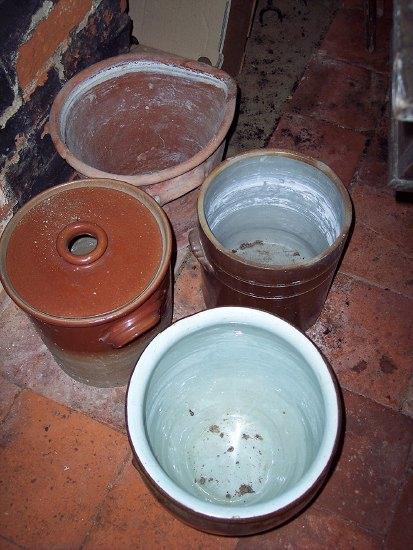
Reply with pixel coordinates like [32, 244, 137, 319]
[288, 56, 387, 131]
[319, 8, 392, 73]
[0, 392, 130, 549]
[83, 462, 237, 550]
[268, 111, 366, 187]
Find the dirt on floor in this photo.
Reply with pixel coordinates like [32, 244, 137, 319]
[226, 0, 340, 156]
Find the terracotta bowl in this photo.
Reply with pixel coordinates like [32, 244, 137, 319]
[49, 52, 236, 205]
[127, 307, 341, 536]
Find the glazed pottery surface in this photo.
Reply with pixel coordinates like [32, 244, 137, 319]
[127, 307, 341, 535]
[49, 52, 236, 205]
[190, 150, 352, 330]
[0, 179, 173, 387]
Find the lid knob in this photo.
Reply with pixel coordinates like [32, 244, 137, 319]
[56, 221, 108, 266]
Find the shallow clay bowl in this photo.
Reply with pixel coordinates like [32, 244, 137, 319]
[127, 307, 341, 536]
[49, 52, 236, 204]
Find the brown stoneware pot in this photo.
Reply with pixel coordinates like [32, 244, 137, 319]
[189, 149, 352, 330]
[0, 179, 173, 387]
[48, 52, 237, 206]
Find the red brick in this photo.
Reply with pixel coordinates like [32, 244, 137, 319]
[342, 0, 393, 18]
[352, 112, 391, 190]
[0, 536, 21, 549]
[289, 57, 387, 131]
[315, 390, 413, 535]
[356, 157, 388, 189]
[308, 274, 413, 413]
[351, 149, 413, 260]
[342, 0, 364, 7]
[17, 0, 92, 92]
[84, 461, 237, 550]
[341, 222, 413, 299]
[320, 9, 391, 73]
[363, 110, 390, 160]
[351, 180, 412, 257]
[268, 112, 366, 186]
[401, 377, 413, 417]
[237, 506, 382, 549]
[0, 391, 130, 548]
[385, 472, 413, 549]
[173, 252, 206, 322]
[163, 187, 199, 251]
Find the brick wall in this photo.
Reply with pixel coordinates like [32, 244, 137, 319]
[0, 0, 131, 235]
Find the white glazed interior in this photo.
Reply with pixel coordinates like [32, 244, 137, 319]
[127, 308, 339, 519]
[203, 155, 347, 266]
[59, 60, 229, 176]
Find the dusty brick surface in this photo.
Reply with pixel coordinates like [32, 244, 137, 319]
[0, 391, 130, 548]
[0, 0, 131, 215]
[17, 0, 92, 93]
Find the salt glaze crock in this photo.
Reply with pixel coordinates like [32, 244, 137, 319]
[0, 179, 172, 387]
[127, 307, 342, 536]
[48, 52, 237, 206]
[190, 149, 353, 330]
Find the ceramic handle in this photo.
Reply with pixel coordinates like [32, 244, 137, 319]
[189, 228, 214, 274]
[56, 221, 108, 266]
[100, 292, 162, 349]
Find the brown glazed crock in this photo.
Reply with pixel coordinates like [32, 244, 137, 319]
[48, 52, 237, 206]
[190, 149, 353, 331]
[0, 179, 172, 387]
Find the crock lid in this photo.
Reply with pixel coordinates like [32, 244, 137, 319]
[0, 179, 170, 321]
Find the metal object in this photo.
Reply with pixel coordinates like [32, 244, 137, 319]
[259, 0, 283, 24]
[391, 0, 413, 191]
[190, 150, 352, 331]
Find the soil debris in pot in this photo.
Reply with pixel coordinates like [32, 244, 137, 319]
[239, 240, 264, 250]
[236, 484, 255, 496]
